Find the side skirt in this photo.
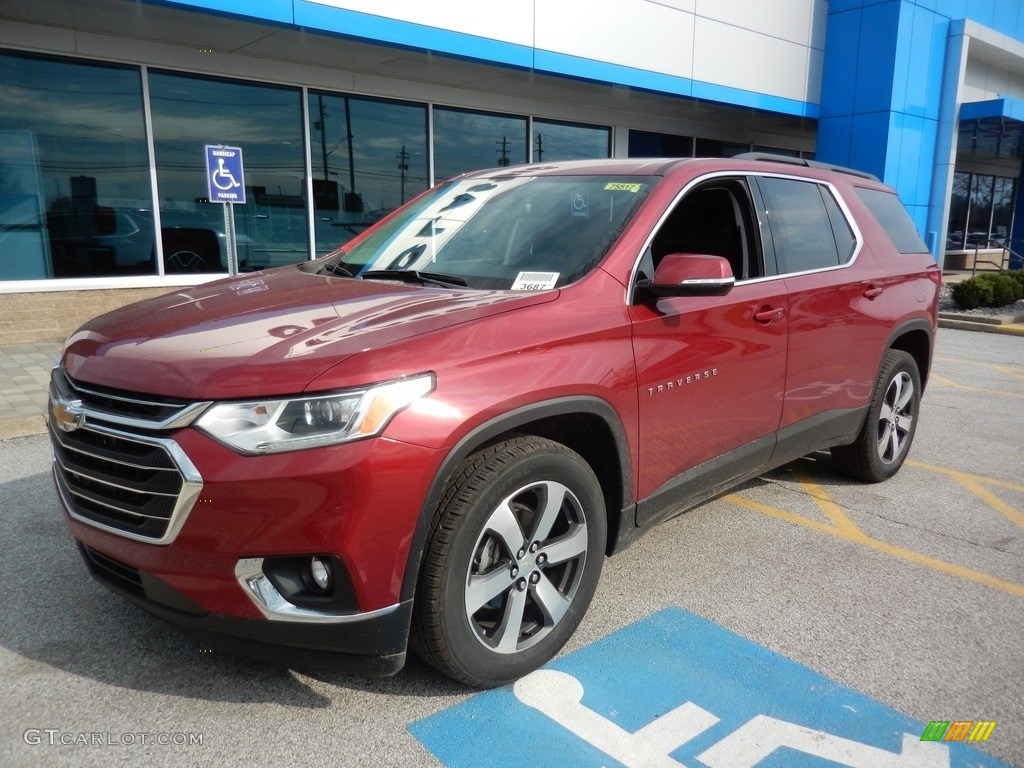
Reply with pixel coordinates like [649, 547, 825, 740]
[622, 407, 869, 551]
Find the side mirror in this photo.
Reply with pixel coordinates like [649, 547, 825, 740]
[636, 253, 736, 300]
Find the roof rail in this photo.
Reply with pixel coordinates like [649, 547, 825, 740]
[733, 152, 879, 182]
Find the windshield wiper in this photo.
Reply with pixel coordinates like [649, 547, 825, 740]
[361, 269, 467, 288]
[319, 261, 355, 277]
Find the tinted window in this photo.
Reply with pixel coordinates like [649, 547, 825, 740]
[149, 71, 307, 274]
[533, 119, 610, 162]
[650, 179, 760, 280]
[822, 188, 856, 263]
[758, 177, 843, 273]
[0, 52, 152, 280]
[855, 187, 928, 254]
[433, 108, 527, 182]
[308, 92, 429, 256]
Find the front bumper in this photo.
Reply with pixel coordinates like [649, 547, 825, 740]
[52, 414, 441, 676]
[78, 542, 413, 675]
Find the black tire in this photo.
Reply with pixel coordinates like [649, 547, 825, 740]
[411, 436, 606, 687]
[831, 349, 921, 482]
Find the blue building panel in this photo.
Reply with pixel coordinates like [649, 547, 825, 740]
[161, 0, 294, 24]
[816, 116, 855, 167]
[891, 3, 947, 119]
[689, 80, 819, 119]
[533, 50, 694, 100]
[820, 10, 862, 119]
[849, 112, 891, 179]
[853, 2, 900, 115]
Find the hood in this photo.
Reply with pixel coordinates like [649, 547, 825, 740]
[63, 266, 557, 399]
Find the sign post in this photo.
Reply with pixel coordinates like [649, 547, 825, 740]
[205, 145, 245, 276]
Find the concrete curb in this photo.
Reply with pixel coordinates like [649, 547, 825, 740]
[937, 318, 1024, 335]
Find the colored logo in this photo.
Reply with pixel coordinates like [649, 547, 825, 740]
[922, 720, 997, 742]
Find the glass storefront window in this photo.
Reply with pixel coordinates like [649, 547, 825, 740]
[993, 176, 1016, 246]
[945, 171, 1017, 251]
[148, 71, 307, 273]
[695, 138, 752, 158]
[308, 93, 428, 256]
[0, 52, 153, 280]
[946, 172, 970, 250]
[532, 120, 610, 162]
[628, 130, 693, 158]
[433, 108, 527, 182]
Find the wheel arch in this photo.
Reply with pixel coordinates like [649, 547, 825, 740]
[886, 318, 934, 390]
[399, 397, 633, 604]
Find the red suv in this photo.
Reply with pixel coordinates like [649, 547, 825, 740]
[48, 156, 939, 687]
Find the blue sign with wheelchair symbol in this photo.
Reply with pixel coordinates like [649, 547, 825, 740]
[205, 145, 245, 204]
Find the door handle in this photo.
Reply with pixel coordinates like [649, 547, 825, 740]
[862, 284, 883, 299]
[753, 306, 784, 323]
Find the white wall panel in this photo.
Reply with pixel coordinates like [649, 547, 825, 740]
[304, 0, 536, 46]
[692, 17, 812, 102]
[694, 0, 816, 47]
[963, 58, 1022, 100]
[534, 0, 695, 80]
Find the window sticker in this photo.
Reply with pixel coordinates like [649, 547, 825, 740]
[570, 192, 589, 218]
[604, 182, 642, 193]
[511, 271, 559, 291]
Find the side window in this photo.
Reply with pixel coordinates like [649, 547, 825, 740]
[648, 179, 761, 280]
[758, 177, 855, 273]
[854, 187, 929, 254]
[821, 188, 857, 263]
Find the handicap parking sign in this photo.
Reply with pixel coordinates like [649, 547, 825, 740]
[410, 608, 1010, 768]
[205, 145, 245, 204]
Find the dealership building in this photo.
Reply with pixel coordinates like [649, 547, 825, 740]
[1, 0, 1022, 341]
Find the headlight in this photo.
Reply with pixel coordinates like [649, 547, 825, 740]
[195, 374, 435, 454]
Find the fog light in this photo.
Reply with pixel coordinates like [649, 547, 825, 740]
[309, 557, 332, 592]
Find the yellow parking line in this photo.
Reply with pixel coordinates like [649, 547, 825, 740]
[725, 468, 1024, 598]
[907, 459, 1024, 493]
[930, 373, 1024, 399]
[936, 355, 1024, 380]
[789, 467, 862, 537]
[907, 460, 1024, 530]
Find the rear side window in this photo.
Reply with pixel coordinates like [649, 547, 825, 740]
[757, 177, 855, 273]
[855, 187, 929, 254]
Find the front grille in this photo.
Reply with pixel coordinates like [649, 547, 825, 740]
[48, 367, 204, 544]
[51, 368, 210, 430]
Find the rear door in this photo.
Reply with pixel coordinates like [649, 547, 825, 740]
[753, 174, 894, 462]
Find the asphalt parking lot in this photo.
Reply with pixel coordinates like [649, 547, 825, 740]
[0, 327, 1020, 768]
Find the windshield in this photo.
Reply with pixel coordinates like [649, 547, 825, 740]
[323, 175, 653, 290]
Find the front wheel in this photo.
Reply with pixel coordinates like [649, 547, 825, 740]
[411, 436, 606, 687]
[832, 349, 921, 482]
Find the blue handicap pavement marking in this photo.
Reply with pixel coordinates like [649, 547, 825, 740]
[409, 607, 1009, 768]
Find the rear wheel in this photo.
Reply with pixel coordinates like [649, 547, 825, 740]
[411, 436, 606, 687]
[165, 249, 209, 273]
[832, 349, 921, 482]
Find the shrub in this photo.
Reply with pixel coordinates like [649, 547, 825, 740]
[951, 273, 1024, 310]
[976, 273, 1024, 306]
[1008, 269, 1024, 293]
[950, 278, 993, 310]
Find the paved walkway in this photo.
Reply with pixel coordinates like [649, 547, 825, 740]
[0, 341, 61, 439]
[1, 290, 1020, 441]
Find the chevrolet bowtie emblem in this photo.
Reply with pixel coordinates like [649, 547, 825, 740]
[51, 397, 86, 433]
